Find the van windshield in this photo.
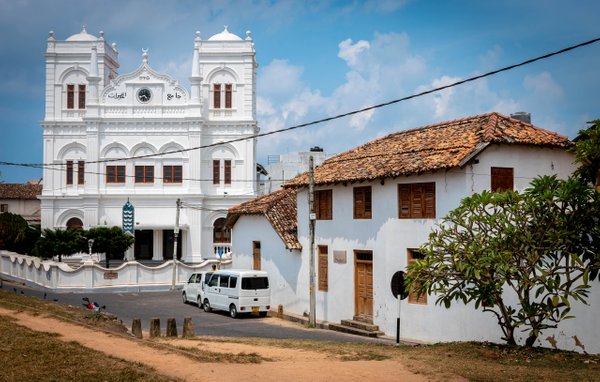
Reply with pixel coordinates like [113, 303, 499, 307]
[241, 277, 269, 290]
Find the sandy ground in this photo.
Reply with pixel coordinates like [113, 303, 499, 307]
[0, 307, 436, 381]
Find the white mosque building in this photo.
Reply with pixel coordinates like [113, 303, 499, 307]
[39, 26, 258, 263]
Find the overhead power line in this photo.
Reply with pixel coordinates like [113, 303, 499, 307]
[1, 36, 599, 170]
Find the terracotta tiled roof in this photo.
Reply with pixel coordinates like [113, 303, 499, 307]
[0, 183, 42, 200]
[226, 188, 301, 250]
[284, 112, 572, 187]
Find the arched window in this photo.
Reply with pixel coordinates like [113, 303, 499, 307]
[213, 218, 231, 243]
[66, 217, 83, 230]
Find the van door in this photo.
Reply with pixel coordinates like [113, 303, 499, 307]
[205, 274, 220, 308]
[216, 274, 230, 309]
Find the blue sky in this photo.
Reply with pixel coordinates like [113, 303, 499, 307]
[0, 0, 599, 183]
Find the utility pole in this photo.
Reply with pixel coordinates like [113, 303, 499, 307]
[308, 156, 316, 327]
[172, 198, 181, 288]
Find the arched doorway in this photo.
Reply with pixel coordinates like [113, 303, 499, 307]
[66, 217, 83, 230]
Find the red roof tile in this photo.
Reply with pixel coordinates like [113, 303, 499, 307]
[0, 183, 42, 200]
[227, 188, 301, 250]
[284, 112, 572, 187]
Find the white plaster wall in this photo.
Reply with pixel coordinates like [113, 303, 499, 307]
[230, 215, 303, 312]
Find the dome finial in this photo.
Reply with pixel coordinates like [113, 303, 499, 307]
[224, 25, 229, 32]
[81, 25, 87, 34]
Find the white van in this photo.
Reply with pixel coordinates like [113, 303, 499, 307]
[202, 270, 271, 318]
[182, 271, 213, 307]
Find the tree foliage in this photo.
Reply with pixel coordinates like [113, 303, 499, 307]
[0, 212, 28, 250]
[571, 119, 600, 187]
[35, 228, 86, 261]
[86, 226, 134, 267]
[406, 176, 600, 347]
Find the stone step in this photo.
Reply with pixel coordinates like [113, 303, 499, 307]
[352, 315, 373, 324]
[340, 319, 381, 332]
[329, 322, 383, 338]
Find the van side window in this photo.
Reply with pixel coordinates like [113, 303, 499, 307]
[204, 272, 213, 285]
[220, 275, 230, 288]
[229, 276, 237, 289]
[208, 275, 219, 287]
[188, 274, 196, 283]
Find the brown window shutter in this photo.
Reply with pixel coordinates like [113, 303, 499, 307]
[213, 84, 221, 109]
[408, 250, 427, 304]
[412, 184, 424, 218]
[398, 185, 411, 218]
[67, 85, 74, 109]
[66, 161, 73, 185]
[78, 84, 86, 109]
[318, 246, 328, 291]
[224, 160, 231, 184]
[424, 183, 435, 218]
[213, 160, 220, 184]
[77, 161, 85, 185]
[491, 167, 514, 191]
[354, 188, 364, 219]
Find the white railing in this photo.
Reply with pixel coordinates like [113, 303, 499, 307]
[213, 243, 232, 258]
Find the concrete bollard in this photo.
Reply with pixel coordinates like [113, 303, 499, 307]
[132, 318, 143, 339]
[166, 317, 178, 337]
[150, 318, 161, 338]
[278, 304, 284, 318]
[183, 317, 195, 337]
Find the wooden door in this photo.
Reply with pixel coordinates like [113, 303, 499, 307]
[354, 251, 373, 319]
[252, 241, 261, 270]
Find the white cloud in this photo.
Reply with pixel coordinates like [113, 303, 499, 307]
[338, 39, 370, 67]
[258, 59, 304, 96]
[524, 71, 563, 98]
[430, 75, 462, 118]
[257, 96, 276, 116]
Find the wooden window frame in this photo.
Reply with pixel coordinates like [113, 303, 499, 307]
[407, 249, 427, 304]
[491, 167, 514, 192]
[77, 161, 85, 185]
[315, 189, 333, 220]
[353, 186, 372, 219]
[224, 160, 232, 185]
[213, 160, 220, 184]
[78, 84, 86, 109]
[398, 182, 436, 219]
[213, 84, 221, 109]
[0, 204, 8, 213]
[225, 84, 232, 109]
[318, 245, 328, 291]
[66, 84, 75, 109]
[135, 165, 154, 183]
[106, 165, 126, 184]
[66, 160, 73, 185]
[163, 165, 182, 184]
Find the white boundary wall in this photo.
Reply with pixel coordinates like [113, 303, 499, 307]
[0, 251, 229, 292]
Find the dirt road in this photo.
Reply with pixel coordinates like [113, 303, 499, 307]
[0, 307, 432, 382]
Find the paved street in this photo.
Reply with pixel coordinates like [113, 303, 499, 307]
[2, 282, 391, 344]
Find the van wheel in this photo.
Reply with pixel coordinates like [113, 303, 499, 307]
[182, 292, 188, 304]
[197, 296, 203, 309]
[203, 299, 211, 312]
[229, 305, 238, 319]
[259, 311, 267, 318]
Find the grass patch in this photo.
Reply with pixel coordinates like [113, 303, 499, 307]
[188, 336, 393, 361]
[0, 315, 174, 381]
[165, 343, 267, 363]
